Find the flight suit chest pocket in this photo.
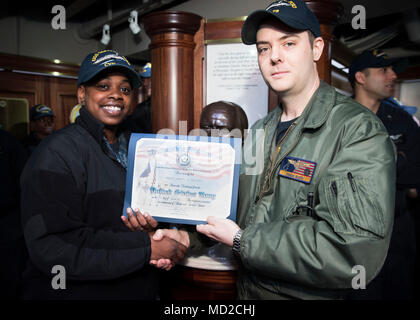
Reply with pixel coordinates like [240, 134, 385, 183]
[323, 172, 385, 239]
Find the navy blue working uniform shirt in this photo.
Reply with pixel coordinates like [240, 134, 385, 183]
[376, 102, 420, 216]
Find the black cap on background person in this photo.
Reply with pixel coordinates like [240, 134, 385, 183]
[22, 104, 55, 153]
[348, 49, 408, 88]
[29, 104, 54, 121]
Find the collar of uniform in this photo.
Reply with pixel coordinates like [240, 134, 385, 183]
[300, 80, 336, 129]
[264, 80, 336, 130]
[76, 106, 106, 145]
[263, 104, 282, 126]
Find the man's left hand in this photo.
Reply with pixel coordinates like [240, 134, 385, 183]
[196, 216, 240, 247]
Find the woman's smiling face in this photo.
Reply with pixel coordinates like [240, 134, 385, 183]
[77, 70, 133, 126]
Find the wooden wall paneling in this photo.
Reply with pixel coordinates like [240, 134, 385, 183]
[205, 19, 243, 40]
[306, 0, 341, 84]
[49, 77, 78, 129]
[316, 24, 333, 84]
[0, 71, 45, 108]
[0, 53, 79, 78]
[193, 18, 205, 130]
[0, 71, 47, 137]
[0, 53, 80, 134]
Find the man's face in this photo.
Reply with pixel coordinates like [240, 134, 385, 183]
[142, 77, 152, 99]
[77, 71, 133, 127]
[32, 116, 54, 136]
[256, 21, 321, 95]
[360, 66, 397, 100]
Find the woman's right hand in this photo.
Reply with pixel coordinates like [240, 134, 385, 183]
[121, 207, 158, 232]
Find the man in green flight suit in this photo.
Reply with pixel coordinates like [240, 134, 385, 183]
[153, 0, 396, 300]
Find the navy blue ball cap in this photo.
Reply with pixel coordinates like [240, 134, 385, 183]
[30, 104, 54, 120]
[349, 49, 409, 83]
[241, 0, 321, 45]
[77, 50, 142, 89]
[139, 62, 151, 78]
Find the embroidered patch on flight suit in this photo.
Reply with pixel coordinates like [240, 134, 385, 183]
[278, 156, 317, 184]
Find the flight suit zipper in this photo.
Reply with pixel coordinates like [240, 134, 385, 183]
[331, 181, 338, 197]
[254, 120, 300, 204]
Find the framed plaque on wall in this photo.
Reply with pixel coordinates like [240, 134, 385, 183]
[206, 41, 268, 128]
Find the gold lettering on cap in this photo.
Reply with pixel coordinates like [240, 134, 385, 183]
[91, 50, 118, 62]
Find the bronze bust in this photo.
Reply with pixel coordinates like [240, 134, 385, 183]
[200, 101, 248, 140]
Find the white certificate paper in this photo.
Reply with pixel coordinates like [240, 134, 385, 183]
[124, 134, 241, 224]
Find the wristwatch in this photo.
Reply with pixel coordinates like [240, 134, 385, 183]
[232, 229, 243, 258]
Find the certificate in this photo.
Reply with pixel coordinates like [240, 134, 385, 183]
[123, 134, 241, 225]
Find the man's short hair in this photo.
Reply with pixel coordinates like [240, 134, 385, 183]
[350, 69, 370, 89]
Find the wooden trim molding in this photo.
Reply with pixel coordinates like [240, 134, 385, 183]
[0, 53, 79, 77]
[205, 20, 243, 41]
[143, 11, 202, 37]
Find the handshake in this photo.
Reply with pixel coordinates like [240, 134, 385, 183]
[121, 208, 189, 271]
[121, 207, 241, 271]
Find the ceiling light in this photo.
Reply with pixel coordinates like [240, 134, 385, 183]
[101, 24, 111, 46]
[331, 59, 346, 69]
[128, 10, 141, 35]
[53, 59, 61, 64]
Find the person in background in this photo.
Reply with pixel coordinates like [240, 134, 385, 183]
[20, 50, 187, 300]
[123, 62, 152, 133]
[21, 104, 55, 154]
[350, 49, 420, 299]
[382, 97, 419, 126]
[0, 129, 28, 299]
